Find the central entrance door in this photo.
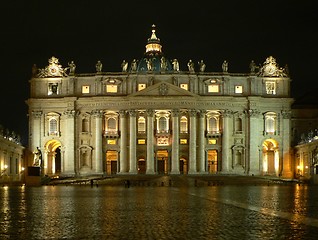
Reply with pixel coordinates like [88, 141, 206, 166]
[157, 150, 169, 174]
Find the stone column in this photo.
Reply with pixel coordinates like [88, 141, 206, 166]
[198, 110, 206, 173]
[119, 110, 128, 173]
[222, 110, 232, 173]
[281, 110, 293, 178]
[146, 109, 155, 174]
[129, 110, 137, 174]
[248, 109, 261, 175]
[30, 111, 42, 159]
[171, 109, 180, 174]
[93, 110, 103, 174]
[188, 109, 197, 174]
[63, 110, 76, 176]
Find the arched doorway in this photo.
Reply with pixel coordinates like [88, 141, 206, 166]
[262, 139, 279, 176]
[138, 157, 146, 174]
[156, 150, 169, 174]
[179, 157, 187, 174]
[45, 140, 62, 176]
[207, 150, 218, 173]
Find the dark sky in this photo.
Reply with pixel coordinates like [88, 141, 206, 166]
[1, 0, 317, 145]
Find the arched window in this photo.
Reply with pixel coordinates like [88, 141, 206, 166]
[158, 117, 168, 133]
[138, 116, 146, 133]
[82, 118, 89, 132]
[180, 116, 188, 133]
[107, 118, 117, 133]
[265, 112, 277, 134]
[207, 117, 219, 133]
[49, 118, 57, 135]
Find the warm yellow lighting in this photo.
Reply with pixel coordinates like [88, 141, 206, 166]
[21, 167, 25, 171]
[180, 84, 188, 90]
[208, 84, 219, 93]
[107, 139, 117, 145]
[138, 84, 146, 91]
[82, 85, 90, 93]
[106, 85, 117, 93]
[208, 139, 217, 144]
[4, 165, 8, 169]
[235, 85, 243, 93]
[180, 139, 187, 144]
[138, 139, 146, 144]
[146, 43, 162, 53]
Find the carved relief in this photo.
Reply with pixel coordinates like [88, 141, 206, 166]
[38, 56, 67, 78]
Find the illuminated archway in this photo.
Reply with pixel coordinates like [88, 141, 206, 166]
[207, 150, 218, 173]
[262, 139, 279, 176]
[44, 140, 62, 176]
[106, 150, 118, 175]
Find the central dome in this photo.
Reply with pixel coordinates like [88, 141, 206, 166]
[137, 25, 173, 73]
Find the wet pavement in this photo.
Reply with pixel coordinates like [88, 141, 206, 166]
[1, 182, 318, 239]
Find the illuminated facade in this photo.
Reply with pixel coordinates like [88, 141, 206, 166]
[0, 126, 25, 183]
[27, 26, 293, 178]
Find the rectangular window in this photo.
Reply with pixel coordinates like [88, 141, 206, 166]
[107, 139, 117, 145]
[82, 85, 90, 94]
[138, 84, 146, 91]
[208, 84, 219, 93]
[208, 139, 217, 145]
[106, 85, 118, 93]
[180, 139, 187, 144]
[180, 83, 188, 90]
[138, 139, 146, 144]
[48, 83, 59, 95]
[235, 85, 243, 94]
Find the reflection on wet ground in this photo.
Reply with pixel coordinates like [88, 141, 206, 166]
[1, 184, 318, 239]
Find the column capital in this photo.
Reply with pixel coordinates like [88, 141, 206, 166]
[171, 109, 180, 117]
[63, 110, 77, 118]
[128, 110, 137, 117]
[198, 110, 206, 118]
[91, 109, 103, 118]
[146, 109, 154, 117]
[281, 110, 291, 119]
[189, 109, 197, 117]
[119, 110, 126, 117]
[246, 109, 261, 118]
[222, 109, 233, 118]
[32, 110, 42, 118]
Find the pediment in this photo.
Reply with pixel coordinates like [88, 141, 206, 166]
[129, 82, 197, 97]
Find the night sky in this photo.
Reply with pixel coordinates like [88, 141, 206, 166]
[1, 0, 317, 145]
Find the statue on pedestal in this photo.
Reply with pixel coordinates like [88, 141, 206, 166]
[33, 147, 42, 167]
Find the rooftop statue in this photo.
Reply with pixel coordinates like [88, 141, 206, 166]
[222, 60, 228, 73]
[198, 60, 206, 72]
[68, 61, 76, 75]
[160, 57, 167, 71]
[96, 60, 103, 73]
[131, 59, 138, 71]
[187, 59, 195, 73]
[32, 64, 38, 77]
[172, 59, 179, 72]
[121, 60, 128, 72]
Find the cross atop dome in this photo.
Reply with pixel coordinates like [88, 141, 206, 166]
[145, 24, 162, 54]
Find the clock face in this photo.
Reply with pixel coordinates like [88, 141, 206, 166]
[49, 65, 59, 75]
[265, 64, 276, 75]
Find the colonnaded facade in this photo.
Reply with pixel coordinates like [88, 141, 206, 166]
[27, 26, 294, 178]
[0, 126, 25, 183]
